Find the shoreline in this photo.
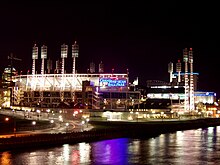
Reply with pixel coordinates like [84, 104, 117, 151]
[1, 118, 220, 151]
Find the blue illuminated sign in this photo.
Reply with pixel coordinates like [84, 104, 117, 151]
[194, 92, 216, 97]
[100, 78, 127, 87]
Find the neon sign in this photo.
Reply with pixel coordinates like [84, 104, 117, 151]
[99, 78, 127, 87]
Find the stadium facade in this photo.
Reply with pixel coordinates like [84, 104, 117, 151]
[11, 42, 140, 110]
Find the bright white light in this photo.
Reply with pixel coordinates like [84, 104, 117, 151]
[32, 121, 36, 125]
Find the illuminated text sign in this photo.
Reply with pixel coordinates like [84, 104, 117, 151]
[99, 78, 127, 87]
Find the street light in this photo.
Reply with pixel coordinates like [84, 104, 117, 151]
[161, 112, 164, 121]
[81, 120, 85, 131]
[36, 109, 41, 120]
[135, 112, 139, 122]
[65, 123, 69, 132]
[12, 109, 15, 117]
[198, 112, 202, 118]
[28, 109, 31, 118]
[52, 113, 55, 120]
[23, 110, 26, 119]
[13, 116, 16, 136]
[46, 109, 50, 119]
[86, 118, 90, 127]
[50, 120, 54, 130]
[59, 116, 63, 127]
[32, 121, 36, 132]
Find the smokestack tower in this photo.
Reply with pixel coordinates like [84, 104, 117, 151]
[99, 61, 104, 73]
[168, 62, 173, 83]
[72, 41, 79, 74]
[61, 44, 68, 74]
[176, 60, 181, 83]
[189, 48, 194, 111]
[32, 44, 38, 75]
[41, 45, 47, 75]
[183, 48, 189, 112]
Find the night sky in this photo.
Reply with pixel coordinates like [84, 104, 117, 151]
[0, 2, 219, 97]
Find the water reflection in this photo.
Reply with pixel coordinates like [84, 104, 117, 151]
[91, 138, 128, 164]
[0, 152, 11, 165]
[1, 126, 220, 164]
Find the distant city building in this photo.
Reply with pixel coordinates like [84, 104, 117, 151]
[90, 62, 95, 73]
[99, 61, 104, 73]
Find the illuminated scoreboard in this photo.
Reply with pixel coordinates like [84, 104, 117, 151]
[99, 77, 127, 87]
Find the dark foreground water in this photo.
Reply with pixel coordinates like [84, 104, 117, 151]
[1, 126, 220, 165]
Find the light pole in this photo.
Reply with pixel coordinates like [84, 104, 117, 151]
[12, 109, 17, 136]
[52, 112, 55, 120]
[59, 115, 63, 127]
[198, 112, 201, 118]
[65, 123, 69, 132]
[12, 109, 15, 117]
[36, 109, 41, 120]
[135, 112, 139, 122]
[32, 121, 36, 132]
[161, 112, 164, 122]
[13, 118, 16, 136]
[86, 118, 90, 128]
[81, 120, 85, 131]
[5, 117, 9, 122]
[50, 120, 54, 130]
[46, 109, 50, 119]
[23, 110, 26, 119]
[28, 109, 31, 118]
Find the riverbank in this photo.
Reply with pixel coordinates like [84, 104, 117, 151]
[1, 118, 220, 151]
[0, 114, 53, 134]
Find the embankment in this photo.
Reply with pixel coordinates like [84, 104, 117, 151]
[0, 118, 220, 151]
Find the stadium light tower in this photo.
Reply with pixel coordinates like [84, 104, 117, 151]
[61, 44, 68, 74]
[71, 41, 79, 102]
[32, 44, 38, 75]
[176, 60, 181, 83]
[168, 62, 173, 83]
[183, 48, 189, 112]
[60, 44, 68, 102]
[72, 41, 79, 74]
[41, 45, 47, 75]
[189, 48, 194, 111]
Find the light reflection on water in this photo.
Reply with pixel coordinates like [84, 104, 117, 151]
[1, 126, 220, 164]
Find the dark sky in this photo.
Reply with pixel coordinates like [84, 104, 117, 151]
[0, 2, 219, 97]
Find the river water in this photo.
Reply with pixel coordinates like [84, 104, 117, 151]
[1, 126, 220, 165]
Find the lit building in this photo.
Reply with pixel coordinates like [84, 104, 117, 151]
[194, 91, 216, 104]
[89, 62, 95, 73]
[99, 61, 104, 73]
[10, 42, 140, 110]
[144, 48, 216, 115]
[0, 66, 18, 107]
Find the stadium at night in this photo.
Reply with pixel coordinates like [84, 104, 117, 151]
[0, 42, 218, 120]
[10, 42, 140, 113]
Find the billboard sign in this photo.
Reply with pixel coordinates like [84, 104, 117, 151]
[99, 77, 127, 87]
